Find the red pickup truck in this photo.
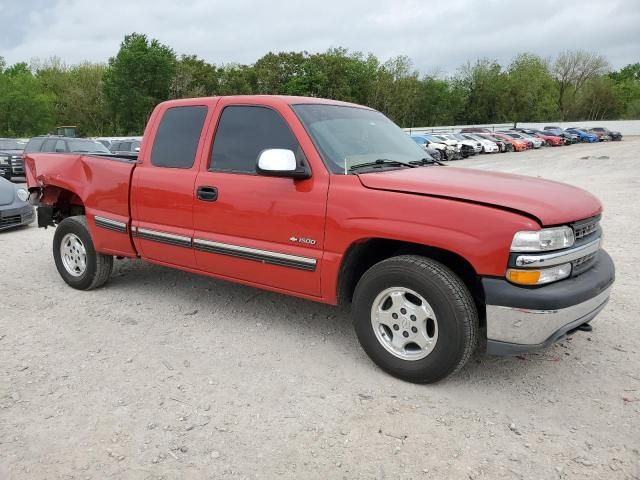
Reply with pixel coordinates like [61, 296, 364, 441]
[24, 96, 615, 383]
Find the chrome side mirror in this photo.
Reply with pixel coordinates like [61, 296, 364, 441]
[256, 149, 311, 179]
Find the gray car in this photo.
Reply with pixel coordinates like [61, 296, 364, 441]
[0, 177, 34, 230]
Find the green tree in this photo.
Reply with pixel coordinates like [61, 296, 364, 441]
[609, 63, 640, 119]
[59, 63, 111, 135]
[574, 76, 623, 120]
[505, 53, 558, 124]
[552, 50, 609, 120]
[253, 51, 307, 95]
[412, 76, 463, 127]
[171, 55, 221, 98]
[103, 33, 177, 134]
[0, 63, 55, 136]
[454, 59, 508, 124]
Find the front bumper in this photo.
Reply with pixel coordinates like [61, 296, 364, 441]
[0, 203, 35, 230]
[10, 157, 24, 176]
[483, 250, 615, 355]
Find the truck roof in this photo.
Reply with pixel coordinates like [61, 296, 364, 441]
[156, 95, 372, 110]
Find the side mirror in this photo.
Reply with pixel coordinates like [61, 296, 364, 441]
[256, 149, 311, 179]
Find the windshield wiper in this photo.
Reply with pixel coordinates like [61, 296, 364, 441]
[349, 158, 416, 172]
[410, 157, 446, 167]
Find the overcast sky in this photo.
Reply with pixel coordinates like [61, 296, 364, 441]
[1, 0, 638, 75]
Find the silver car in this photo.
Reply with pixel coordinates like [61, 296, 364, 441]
[0, 177, 34, 230]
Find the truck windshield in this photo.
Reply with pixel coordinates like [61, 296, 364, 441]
[292, 104, 430, 174]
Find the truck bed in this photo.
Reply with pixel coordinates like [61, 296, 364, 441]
[24, 152, 138, 256]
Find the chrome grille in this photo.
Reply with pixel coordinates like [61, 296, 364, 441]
[572, 251, 598, 276]
[572, 216, 600, 241]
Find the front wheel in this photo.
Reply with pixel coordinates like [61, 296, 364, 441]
[53, 216, 113, 290]
[352, 255, 478, 383]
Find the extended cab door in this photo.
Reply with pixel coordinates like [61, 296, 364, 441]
[192, 100, 329, 297]
[131, 103, 211, 269]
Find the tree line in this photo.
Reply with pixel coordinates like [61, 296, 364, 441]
[0, 32, 638, 137]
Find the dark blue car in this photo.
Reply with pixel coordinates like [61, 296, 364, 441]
[565, 128, 599, 143]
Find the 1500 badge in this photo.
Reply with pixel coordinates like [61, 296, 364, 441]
[289, 236, 317, 245]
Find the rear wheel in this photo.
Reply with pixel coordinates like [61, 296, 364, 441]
[53, 216, 113, 290]
[352, 255, 478, 383]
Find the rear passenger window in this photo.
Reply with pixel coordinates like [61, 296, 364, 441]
[151, 106, 208, 168]
[24, 138, 46, 153]
[42, 139, 57, 152]
[210, 106, 302, 174]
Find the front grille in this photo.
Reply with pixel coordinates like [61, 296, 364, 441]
[0, 214, 21, 228]
[572, 251, 598, 276]
[572, 216, 600, 241]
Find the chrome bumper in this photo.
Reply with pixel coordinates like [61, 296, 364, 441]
[486, 286, 611, 355]
[483, 250, 615, 355]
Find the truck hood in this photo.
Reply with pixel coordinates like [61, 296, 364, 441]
[357, 167, 602, 226]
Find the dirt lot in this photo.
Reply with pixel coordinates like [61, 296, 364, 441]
[1, 139, 639, 479]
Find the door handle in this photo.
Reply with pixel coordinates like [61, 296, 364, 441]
[197, 186, 218, 202]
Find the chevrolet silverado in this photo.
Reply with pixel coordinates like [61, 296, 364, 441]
[24, 96, 615, 383]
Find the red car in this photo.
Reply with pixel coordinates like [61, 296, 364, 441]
[528, 130, 564, 146]
[24, 95, 614, 383]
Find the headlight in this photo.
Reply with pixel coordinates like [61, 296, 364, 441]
[16, 188, 29, 202]
[511, 226, 574, 252]
[0, 155, 8, 165]
[506, 263, 572, 285]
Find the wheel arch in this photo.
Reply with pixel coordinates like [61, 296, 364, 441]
[34, 185, 86, 227]
[336, 238, 486, 327]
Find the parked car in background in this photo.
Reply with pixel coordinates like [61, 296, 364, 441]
[409, 136, 442, 162]
[565, 128, 599, 143]
[587, 128, 611, 141]
[515, 129, 564, 147]
[498, 132, 537, 149]
[460, 127, 491, 133]
[0, 139, 26, 180]
[109, 139, 141, 157]
[451, 133, 483, 155]
[25, 137, 112, 155]
[436, 133, 481, 157]
[543, 127, 577, 145]
[0, 176, 34, 230]
[510, 131, 544, 149]
[461, 133, 500, 153]
[589, 127, 621, 141]
[492, 133, 528, 152]
[420, 134, 461, 160]
[476, 133, 510, 152]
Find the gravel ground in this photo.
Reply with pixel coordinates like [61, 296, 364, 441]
[1, 139, 639, 479]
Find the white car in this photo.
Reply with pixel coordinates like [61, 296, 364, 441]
[461, 134, 500, 153]
[436, 133, 481, 156]
[420, 134, 460, 160]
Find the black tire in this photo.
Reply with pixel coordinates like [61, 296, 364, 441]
[53, 216, 113, 290]
[352, 255, 478, 383]
[545, 140, 552, 147]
